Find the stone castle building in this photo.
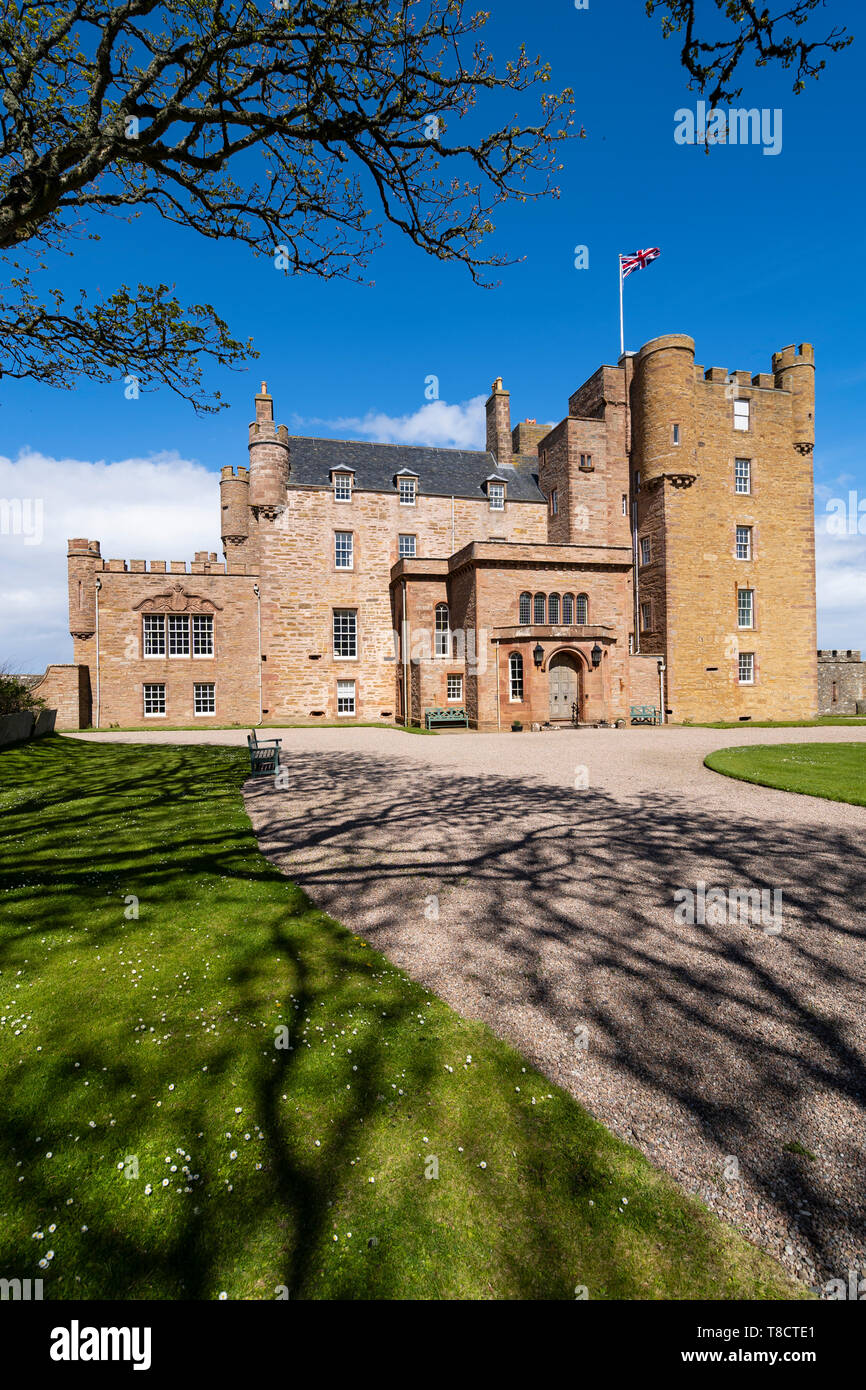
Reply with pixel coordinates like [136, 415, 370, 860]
[817, 650, 866, 716]
[50, 333, 819, 729]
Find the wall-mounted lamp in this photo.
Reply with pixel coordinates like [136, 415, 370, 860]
[533, 642, 544, 668]
[591, 643, 602, 668]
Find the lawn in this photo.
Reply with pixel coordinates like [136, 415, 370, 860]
[683, 717, 866, 729]
[705, 742, 866, 807]
[0, 736, 805, 1300]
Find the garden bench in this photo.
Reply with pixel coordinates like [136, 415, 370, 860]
[247, 729, 282, 776]
[425, 706, 469, 730]
[629, 705, 660, 726]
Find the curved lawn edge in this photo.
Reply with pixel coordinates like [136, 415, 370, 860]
[704, 742, 866, 808]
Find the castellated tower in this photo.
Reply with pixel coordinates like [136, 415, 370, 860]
[630, 333, 817, 721]
[248, 381, 290, 512]
[67, 538, 102, 652]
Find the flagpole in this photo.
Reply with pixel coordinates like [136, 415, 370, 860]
[618, 255, 624, 359]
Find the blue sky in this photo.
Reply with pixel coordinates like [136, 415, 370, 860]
[1, 0, 864, 669]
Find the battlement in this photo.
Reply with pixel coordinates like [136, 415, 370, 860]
[818, 649, 862, 662]
[220, 466, 250, 482]
[772, 343, 814, 372]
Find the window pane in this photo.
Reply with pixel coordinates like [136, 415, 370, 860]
[194, 682, 215, 714]
[735, 458, 751, 494]
[143, 614, 165, 656]
[334, 474, 352, 501]
[734, 399, 750, 430]
[447, 675, 463, 702]
[143, 683, 165, 715]
[337, 680, 356, 715]
[333, 609, 357, 657]
[640, 537, 651, 566]
[435, 604, 450, 657]
[738, 652, 754, 684]
[168, 614, 189, 655]
[192, 614, 213, 655]
[737, 588, 754, 627]
[562, 593, 574, 624]
[575, 594, 588, 624]
[398, 534, 416, 558]
[509, 653, 523, 701]
[735, 526, 751, 560]
[335, 531, 353, 568]
[489, 483, 504, 510]
[548, 593, 560, 623]
[399, 477, 416, 504]
[533, 593, 545, 624]
[519, 592, 531, 625]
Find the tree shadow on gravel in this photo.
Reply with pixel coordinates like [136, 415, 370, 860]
[246, 748, 866, 1284]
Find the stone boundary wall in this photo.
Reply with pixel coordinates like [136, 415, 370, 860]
[0, 708, 56, 748]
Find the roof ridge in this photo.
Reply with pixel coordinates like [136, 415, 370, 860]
[286, 434, 492, 457]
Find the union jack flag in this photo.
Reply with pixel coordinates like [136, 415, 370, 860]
[620, 247, 661, 279]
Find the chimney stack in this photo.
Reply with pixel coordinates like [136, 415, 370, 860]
[486, 377, 512, 465]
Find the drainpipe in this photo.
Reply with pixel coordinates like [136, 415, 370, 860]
[253, 583, 263, 726]
[401, 577, 410, 726]
[94, 576, 101, 729]
[451, 495, 455, 553]
[658, 659, 666, 725]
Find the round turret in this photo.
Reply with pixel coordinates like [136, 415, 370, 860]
[772, 343, 815, 450]
[631, 334, 696, 484]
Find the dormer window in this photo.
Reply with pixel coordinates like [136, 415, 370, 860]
[332, 467, 354, 502]
[395, 470, 418, 505]
[484, 476, 506, 510]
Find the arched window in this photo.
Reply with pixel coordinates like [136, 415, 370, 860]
[548, 593, 560, 624]
[575, 593, 588, 624]
[562, 593, 574, 624]
[533, 592, 546, 624]
[509, 652, 524, 702]
[519, 591, 531, 625]
[434, 603, 450, 657]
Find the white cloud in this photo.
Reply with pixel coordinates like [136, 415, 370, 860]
[815, 508, 866, 651]
[292, 394, 489, 450]
[0, 449, 219, 672]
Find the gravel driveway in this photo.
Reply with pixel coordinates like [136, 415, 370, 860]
[235, 724, 865, 1293]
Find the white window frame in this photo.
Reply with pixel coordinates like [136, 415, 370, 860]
[640, 601, 652, 632]
[143, 614, 165, 657]
[334, 530, 354, 570]
[738, 652, 755, 685]
[192, 614, 214, 657]
[640, 536, 651, 567]
[735, 458, 752, 495]
[193, 682, 215, 716]
[398, 476, 417, 506]
[622, 494, 628, 516]
[447, 674, 463, 703]
[737, 588, 754, 629]
[488, 482, 505, 511]
[398, 534, 416, 559]
[734, 398, 751, 432]
[336, 679, 356, 716]
[509, 653, 524, 702]
[334, 473, 353, 503]
[168, 614, 190, 657]
[434, 603, 450, 659]
[735, 525, 752, 560]
[143, 682, 166, 717]
[333, 608, 358, 659]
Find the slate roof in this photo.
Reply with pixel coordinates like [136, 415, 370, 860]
[285, 436, 545, 503]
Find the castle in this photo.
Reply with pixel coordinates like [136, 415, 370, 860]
[50, 332, 818, 730]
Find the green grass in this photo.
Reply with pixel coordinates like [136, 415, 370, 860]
[705, 742, 866, 807]
[74, 721, 435, 736]
[683, 717, 866, 729]
[0, 737, 806, 1300]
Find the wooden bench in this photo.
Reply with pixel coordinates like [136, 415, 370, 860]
[247, 729, 282, 776]
[425, 706, 469, 730]
[629, 705, 660, 726]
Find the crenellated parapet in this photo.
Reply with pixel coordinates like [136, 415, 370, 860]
[248, 381, 290, 511]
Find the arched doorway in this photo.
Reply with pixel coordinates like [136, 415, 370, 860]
[548, 651, 582, 723]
